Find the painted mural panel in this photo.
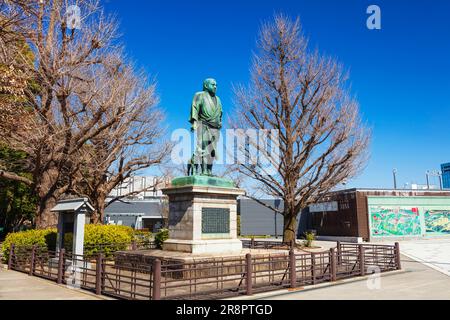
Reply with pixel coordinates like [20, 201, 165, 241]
[424, 210, 450, 234]
[370, 206, 421, 237]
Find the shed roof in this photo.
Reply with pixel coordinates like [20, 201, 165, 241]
[51, 198, 95, 212]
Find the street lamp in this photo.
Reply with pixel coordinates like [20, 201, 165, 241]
[392, 168, 398, 189]
[426, 170, 430, 189]
[274, 199, 281, 239]
[438, 171, 443, 190]
[429, 170, 442, 190]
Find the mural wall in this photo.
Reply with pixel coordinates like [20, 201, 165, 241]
[368, 197, 450, 238]
[370, 206, 421, 237]
[424, 210, 450, 235]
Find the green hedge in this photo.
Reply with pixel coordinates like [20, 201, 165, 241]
[64, 224, 135, 257]
[2, 225, 152, 262]
[133, 229, 154, 244]
[154, 228, 169, 249]
[2, 228, 57, 262]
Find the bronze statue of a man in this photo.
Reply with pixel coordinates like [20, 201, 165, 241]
[188, 78, 222, 176]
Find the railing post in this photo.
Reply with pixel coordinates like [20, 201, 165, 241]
[330, 248, 337, 282]
[29, 245, 36, 276]
[359, 244, 365, 276]
[394, 242, 401, 270]
[336, 241, 342, 265]
[8, 244, 15, 270]
[95, 253, 104, 295]
[152, 259, 161, 300]
[245, 253, 253, 295]
[289, 249, 296, 288]
[311, 252, 316, 285]
[57, 248, 65, 284]
[250, 237, 255, 249]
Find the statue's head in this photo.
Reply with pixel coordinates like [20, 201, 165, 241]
[203, 78, 217, 96]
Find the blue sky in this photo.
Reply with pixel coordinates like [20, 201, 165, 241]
[102, 0, 450, 189]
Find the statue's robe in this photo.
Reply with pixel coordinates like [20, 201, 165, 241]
[189, 91, 222, 163]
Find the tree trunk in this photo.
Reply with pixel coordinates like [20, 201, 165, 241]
[34, 168, 60, 229]
[35, 196, 58, 229]
[282, 212, 298, 244]
[91, 194, 106, 224]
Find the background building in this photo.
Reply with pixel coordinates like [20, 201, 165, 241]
[238, 198, 309, 238]
[104, 198, 166, 232]
[303, 188, 450, 241]
[238, 198, 284, 237]
[409, 183, 439, 190]
[109, 176, 167, 199]
[441, 163, 450, 189]
[104, 176, 168, 231]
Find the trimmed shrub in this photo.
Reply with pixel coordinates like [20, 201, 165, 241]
[154, 228, 169, 249]
[132, 229, 154, 244]
[2, 224, 137, 261]
[82, 224, 134, 257]
[2, 228, 56, 263]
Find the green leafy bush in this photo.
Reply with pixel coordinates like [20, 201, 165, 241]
[2, 228, 56, 262]
[0, 144, 38, 237]
[303, 231, 315, 247]
[133, 229, 154, 244]
[154, 228, 169, 249]
[82, 224, 134, 257]
[2, 224, 137, 260]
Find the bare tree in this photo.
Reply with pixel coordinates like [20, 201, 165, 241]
[0, 0, 166, 228]
[232, 15, 370, 243]
[71, 65, 171, 223]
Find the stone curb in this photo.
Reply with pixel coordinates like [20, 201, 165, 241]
[53, 283, 116, 300]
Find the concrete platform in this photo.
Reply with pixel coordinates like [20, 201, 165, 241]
[163, 238, 243, 254]
[116, 247, 289, 262]
[115, 248, 290, 279]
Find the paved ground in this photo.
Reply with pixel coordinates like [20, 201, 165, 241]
[0, 266, 106, 300]
[396, 238, 450, 276]
[227, 255, 450, 300]
[227, 238, 450, 300]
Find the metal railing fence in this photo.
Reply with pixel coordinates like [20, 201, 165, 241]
[7, 240, 401, 300]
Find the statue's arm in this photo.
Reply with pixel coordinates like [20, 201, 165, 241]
[218, 96, 223, 128]
[189, 93, 202, 130]
[189, 93, 200, 130]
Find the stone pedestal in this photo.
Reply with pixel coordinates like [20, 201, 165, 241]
[162, 183, 245, 254]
